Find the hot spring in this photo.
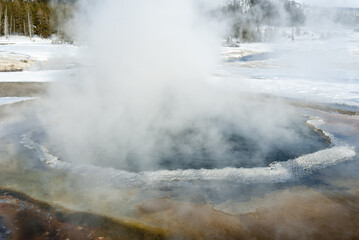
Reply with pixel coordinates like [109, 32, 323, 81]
[29, 114, 329, 173]
[0, 0, 358, 238]
[22, 0, 353, 189]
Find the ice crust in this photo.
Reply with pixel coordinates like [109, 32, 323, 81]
[20, 119, 356, 188]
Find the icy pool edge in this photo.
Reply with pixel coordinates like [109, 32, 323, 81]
[20, 118, 356, 188]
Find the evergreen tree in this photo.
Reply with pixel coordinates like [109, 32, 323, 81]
[0, 0, 70, 39]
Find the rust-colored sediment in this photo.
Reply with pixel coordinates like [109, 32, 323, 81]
[1, 185, 359, 239]
[239, 188, 359, 240]
[0, 189, 165, 240]
[136, 188, 359, 240]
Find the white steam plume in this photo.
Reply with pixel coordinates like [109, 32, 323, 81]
[42, 0, 301, 171]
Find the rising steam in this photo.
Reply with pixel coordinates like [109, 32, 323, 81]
[41, 0, 311, 171]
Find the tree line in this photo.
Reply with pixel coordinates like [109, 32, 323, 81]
[0, 0, 73, 40]
[0, 0, 309, 43]
[221, 0, 306, 42]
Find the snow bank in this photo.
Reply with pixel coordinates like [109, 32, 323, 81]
[0, 69, 75, 82]
[0, 97, 36, 106]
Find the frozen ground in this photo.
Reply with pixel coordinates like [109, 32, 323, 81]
[1, 31, 358, 108]
[0, 36, 79, 82]
[0, 36, 79, 62]
[0, 36, 80, 104]
[216, 27, 359, 108]
[0, 97, 36, 106]
[0, 69, 75, 83]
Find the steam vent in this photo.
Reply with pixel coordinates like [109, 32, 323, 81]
[0, 0, 359, 239]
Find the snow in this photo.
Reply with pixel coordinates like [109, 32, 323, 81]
[0, 97, 36, 106]
[0, 36, 79, 106]
[2, 30, 357, 108]
[0, 36, 80, 84]
[0, 36, 79, 62]
[0, 69, 76, 82]
[221, 43, 273, 61]
[216, 27, 359, 108]
[213, 74, 359, 107]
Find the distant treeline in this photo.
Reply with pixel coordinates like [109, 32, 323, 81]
[0, 0, 73, 40]
[0, 0, 303, 42]
[220, 0, 306, 42]
[221, 0, 359, 42]
[0, 0, 53, 38]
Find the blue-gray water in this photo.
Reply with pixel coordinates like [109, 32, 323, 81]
[31, 116, 328, 172]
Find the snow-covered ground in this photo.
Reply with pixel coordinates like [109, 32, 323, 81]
[0, 36, 80, 82]
[1, 30, 358, 108]
[216, 27, 359, 108]
[0, 69, 75, 83]
[0, 97, 36, 106]
[0, 36, 79, 62]
[0, 36, 80, 106]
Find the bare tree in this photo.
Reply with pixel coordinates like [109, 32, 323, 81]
[23, 21, 27, 36]
[0, 4, 2, 36]
[4, 6, 8, 39]
[27, 10, 33, 39]
[9, 15, 12, 36]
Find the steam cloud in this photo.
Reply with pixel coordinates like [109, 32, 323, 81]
[42, 0, 307, 172]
